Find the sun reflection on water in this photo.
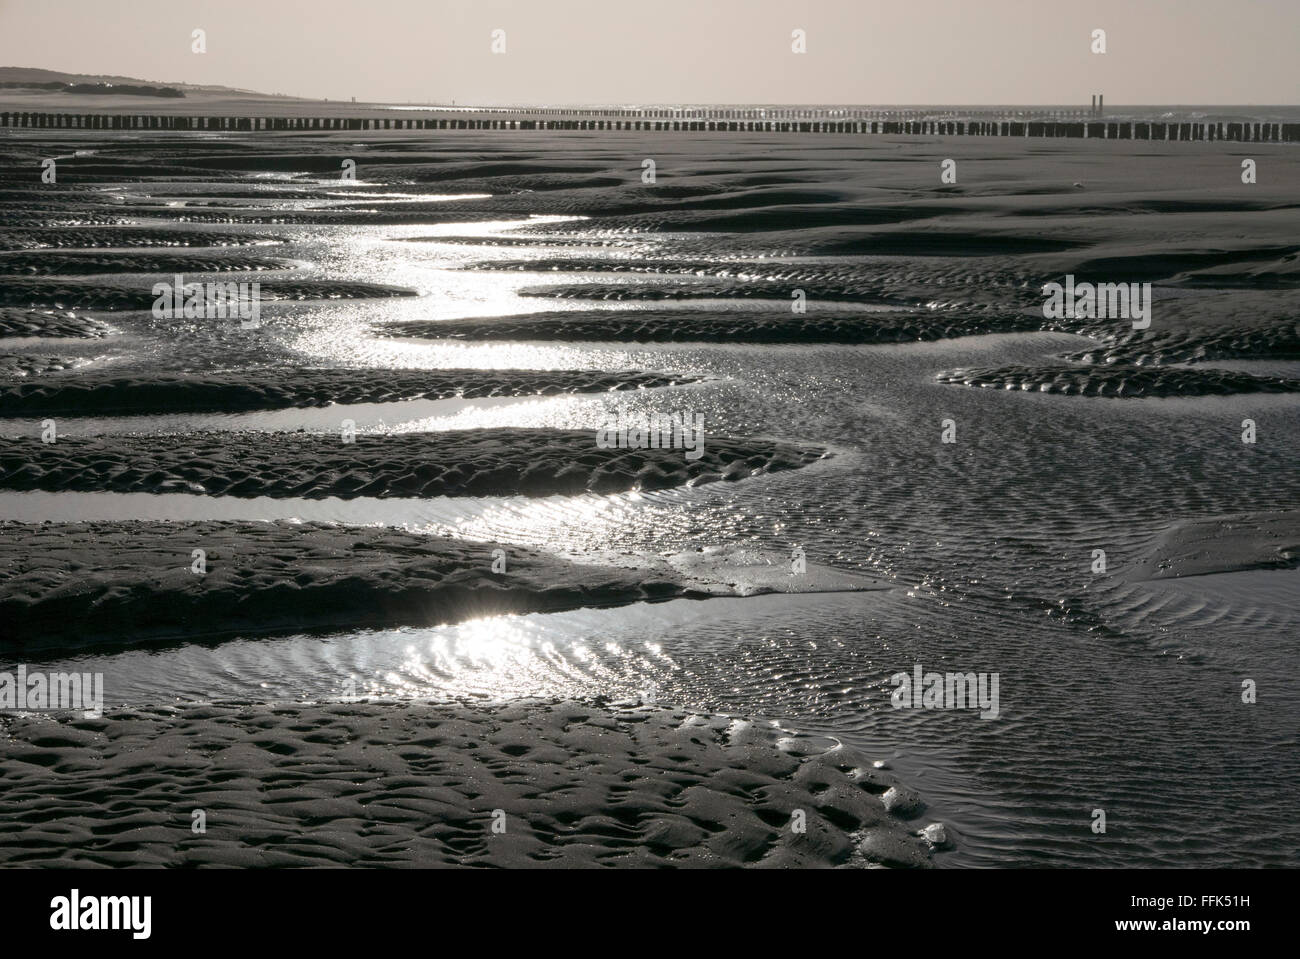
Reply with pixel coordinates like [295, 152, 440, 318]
[342, 608, 689, 703]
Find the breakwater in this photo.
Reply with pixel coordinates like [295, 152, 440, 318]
[2, 108, 1297, 142]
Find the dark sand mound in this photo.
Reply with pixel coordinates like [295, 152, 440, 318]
[2, 158, 241, 183]
[0, 699, 935, 867]
[530, 203, 959, 234]
[936, 364, 1300, 398]
[185, 154, 607, 178]
[479, 255, 1044, 311]
[129, 209, 508, 227]
[0, 521, 705, 650]
[1066, 247, 1300, 284]
[521, 282, 905, 306]
[396, 234, 642, 249]
[0, 251, 297, 275]
[0, 209, 133, 229]
[0, 186, 121, 203]
[496, 251, 1042, 313]
[1175, 264, 1300, 290]
[791, 230, 1088, 257]
[1014, 198, 1300, 219]
[0, 523, 889, 651]
[378, 308, 1044, 344]
[1066, 319, 1300, 365]
[467, 256, 819, 276]
[0, 353, 88, 377]
[0, 227, 285, 251]
[416, 186, 852, 222]
[0, 368, 695, 417]
[468, 252, 1054, 278]
[1128, 511, 1300, 580]
[0, 278, 417, 311]
[0, 429, 827, 498]
[0, 308, 113, 339]
[108, 187, 325, 202]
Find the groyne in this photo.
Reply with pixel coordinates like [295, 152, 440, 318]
[2, 109, 1296, 142]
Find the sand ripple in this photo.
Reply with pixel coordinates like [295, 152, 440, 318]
[0, 279, 416, 311]
[0, 308, 114, 339]
[0, 699, 933, 867]
[521, 281, 904, 305]
[1066, 320, 1300, 365]
[0, 520, 704, 650]
[0, 429, 827, 498]
[0, 251, 296, 275]
[380, 308, 1043, 344]
[0, 228, 286, 251]
[0, 353, 88, 377]
[0, 368, 693, 417]
[936, 363, 1300, 397]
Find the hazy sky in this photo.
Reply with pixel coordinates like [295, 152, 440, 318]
[1, 0, 1296, 105]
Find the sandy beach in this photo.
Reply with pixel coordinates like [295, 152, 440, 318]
[1, 119, 1297, 871]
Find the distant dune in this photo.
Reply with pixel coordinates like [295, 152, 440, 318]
[0, 65, 258, 97]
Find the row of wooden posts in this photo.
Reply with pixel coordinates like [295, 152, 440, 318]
[2, 111, 1298, 142]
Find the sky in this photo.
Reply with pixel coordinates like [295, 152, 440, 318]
[0, 0, 1296, 106]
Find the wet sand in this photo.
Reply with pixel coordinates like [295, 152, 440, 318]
[0, 307, 113, 338]
[0, 250, 298, 274]
[2, 126, 1298, 868]
[0, 521, 707, 651]
[1129, 510, 1300, 580]
[0, 368, 695, 417]
[377, 307, 1045, 345]
[0, 227, 286, 250]
[0, 429, 826, 498]
[1, 277, 417, 311]
[0, 519, 891, 653]
[0, 353, 87, 376]
[935, 363, 1300, 397]
[0, 699, 937, 868]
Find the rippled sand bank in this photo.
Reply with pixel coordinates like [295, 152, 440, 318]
[0, 520, 708, 651]
[935, 363, 1300, 397]
[378, 307, 1043, 344]
[0, 307, 113, 338]
[0, 699, 938, 868]
[0, 429, 826, 498]
[0, 368, 693, 417]
[0, 277, 416, 311]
